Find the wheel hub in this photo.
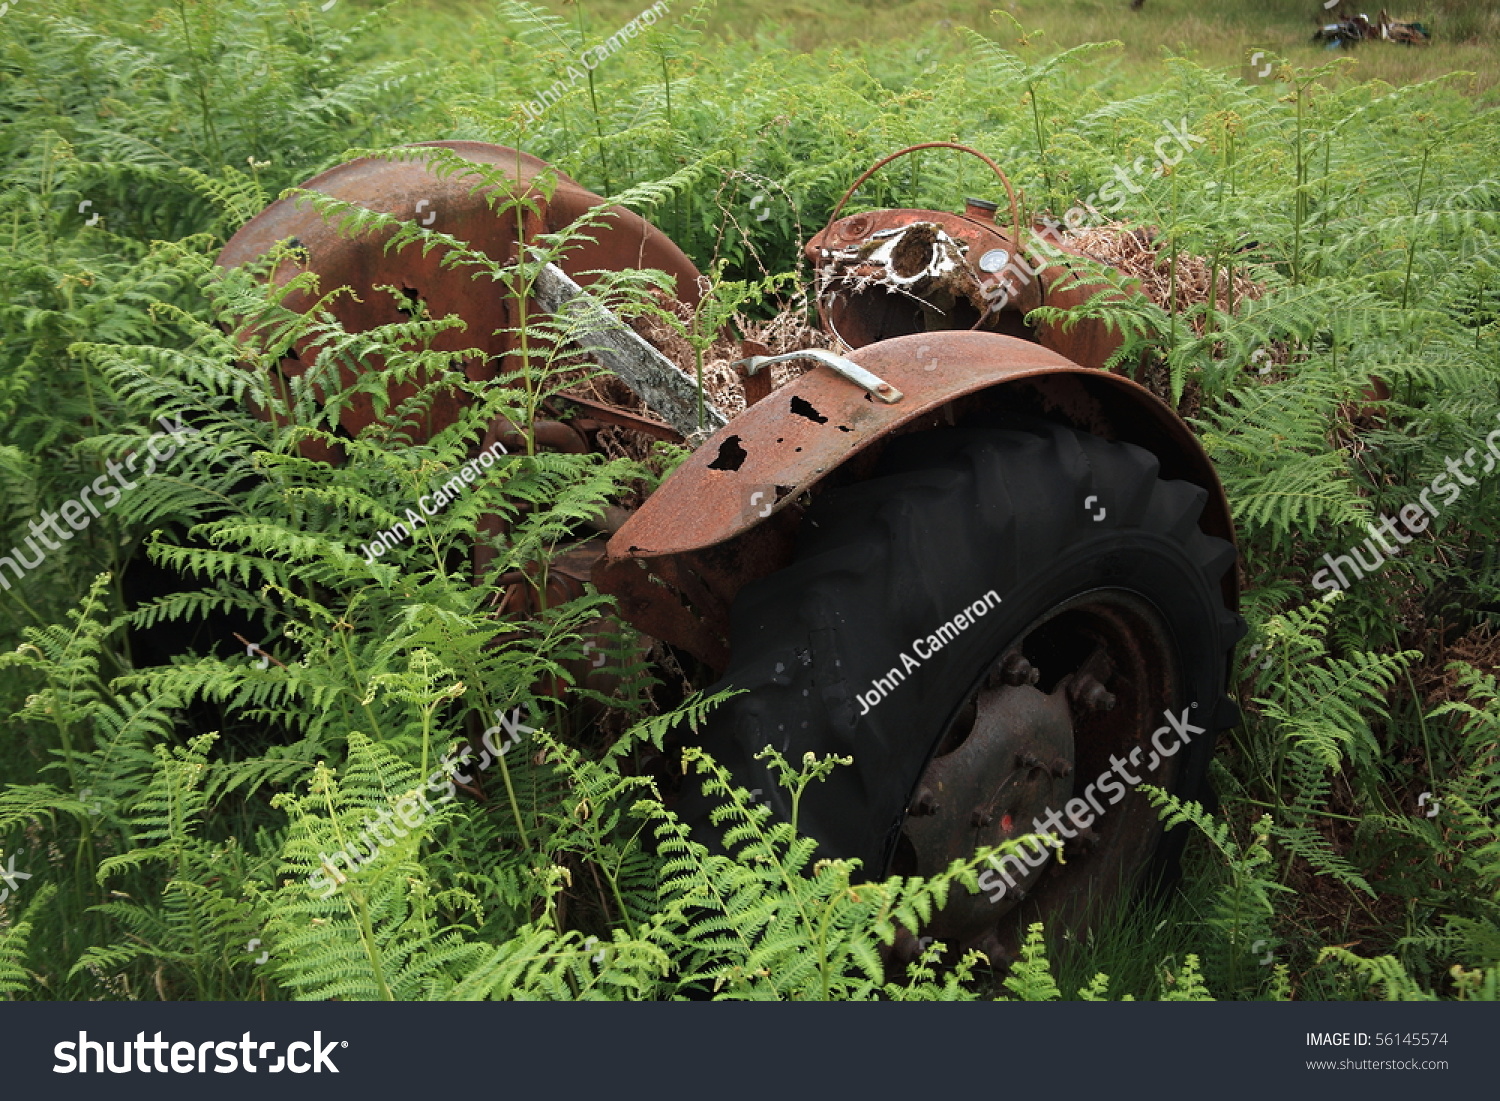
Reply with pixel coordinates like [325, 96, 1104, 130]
[891, 591, 1179, 967]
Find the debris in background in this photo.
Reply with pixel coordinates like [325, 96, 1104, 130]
[1313, 7, 1430, 48]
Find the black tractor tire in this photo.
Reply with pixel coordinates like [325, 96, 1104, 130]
[681, 419, 1243, 950]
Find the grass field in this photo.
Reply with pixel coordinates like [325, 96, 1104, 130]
[401, 0, 1500, 92]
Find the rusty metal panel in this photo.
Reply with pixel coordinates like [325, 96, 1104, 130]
[217, 141, 703, 450]
[599, 334, 1237, 676]
[554, 393, 683, 442]
[591, 556, 731, 671]
[605, 330, 1233, 564]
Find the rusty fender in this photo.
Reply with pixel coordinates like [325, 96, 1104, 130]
[596, 330, 1236, 673]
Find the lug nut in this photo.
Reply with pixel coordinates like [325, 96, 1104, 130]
[1050, 758, 1073, 778]
[909, 788, 939, 816]
[971, 807, 994, 828]
[1015, 752, 1043, 769]
[1069, 674, 1116, 713]
[998, 652, 1040, 687]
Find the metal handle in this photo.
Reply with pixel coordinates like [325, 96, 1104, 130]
[822, 142, 1023, 248]
[727, 349, 903, 404]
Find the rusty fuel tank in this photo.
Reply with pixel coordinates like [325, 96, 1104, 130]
[804, 142, 1127, 372]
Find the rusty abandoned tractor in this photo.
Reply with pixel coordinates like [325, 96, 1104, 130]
[220, 141, 1243, 966]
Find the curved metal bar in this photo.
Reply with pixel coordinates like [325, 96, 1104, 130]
[823, 142, 1023, 253]
[727, 349, 904, 404]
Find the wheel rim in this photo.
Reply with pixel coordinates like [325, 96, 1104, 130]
[891, 589, 1182, 965]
